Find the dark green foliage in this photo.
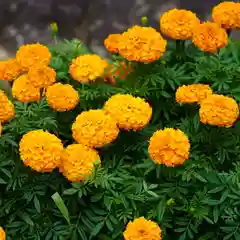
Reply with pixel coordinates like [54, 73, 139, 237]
[1, 39, 240, 240]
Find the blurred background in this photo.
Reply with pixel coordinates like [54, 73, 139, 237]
[0, 0, 239, 60]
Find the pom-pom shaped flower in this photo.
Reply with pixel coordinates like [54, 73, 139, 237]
[72, 109, 119, 148]
[19, 129, 64, 172]
[176, 84, 213, 104]
[0, 58, 25, 81]
[12, 75, 40, 102]
[60, 143, 100, 182]
[199, 94, 239, 127]
[212, 2, 240, 29]
[0, 227, 5, 240]
[28, 65, 56, 88]
[123, 217, 162, 240]
[46, 83, 79, 112]
[69, 54, 108, 83]
[192, 21, 228, 53]
[104, 33, 123, 53]
[104, 94, 152, 131]
[0, 89, 15, 123]
[148, 128, 190, 167]
[160, 8, 200, 40]
[16, 43, 51, 69]
[117, 25, 167, 63]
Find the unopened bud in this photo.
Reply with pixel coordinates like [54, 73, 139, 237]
[141, 16, 148, 26]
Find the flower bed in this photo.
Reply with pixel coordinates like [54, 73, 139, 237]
[0, 2, 240, 240]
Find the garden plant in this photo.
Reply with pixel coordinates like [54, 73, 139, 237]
[1, 1, 240, 240]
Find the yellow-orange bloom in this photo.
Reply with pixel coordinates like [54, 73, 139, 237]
[0, 89, 15, 123]
[192, 21, 228, 53]
[12, 75, 41, 102]
[16, 43, 51, 69]
[118, 25, 167, 63]
[123, 217, 162, 240]
[69, 54, 108, 83]
[60, 143, 100, 182]
[212, 2, 240, 29]
[104, 94, 152, 131]
[199, 94, 239, 127]
[0, 227, 5, 240]
[160, 8, 200, 40]
[72, 109, 119, 148]
[0, 58, 25, 81]
[19, 129, 64, 172]
[176, 84, 213, 104]
[46, 83, 79, 112]
[148, 128, 190, 167]
[28, 65, 56, 88]
[0, 123, 2, 136]
[104, 33, 123, 53]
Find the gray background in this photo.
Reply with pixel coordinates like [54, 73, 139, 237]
[0, 0, 239, 59]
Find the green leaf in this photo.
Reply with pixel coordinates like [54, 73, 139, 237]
[34, 196, 41, 213]
[89, 221, 105, 239]
[51, 192, 70, 225]
[63, 188, 78, 195]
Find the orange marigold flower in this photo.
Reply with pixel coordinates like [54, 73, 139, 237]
[28, 65, 56, 88]
[199, 94, 239, 127]
[60, 143, 100, 182]
[148, 128, 190, 167]
[46, 83, 79, 112]
[19, 129, 64, 172]
[16, 43, 51, 69]
[192, 21, 228, 53]
[72, 109, 119, 148]
[69, 54, 108, 83]
[104, 33, 123, 53]
[176, 84, 213, 104]
[12, 75, 41, 102]
[212, 2, 240, 29]
[160, 8, 200, 40]
[0, 227, 5, 240]
[123, 217, 162, 240]
[0, 89, 15, 123]
[117, 25, 167, 63]
[104, 94, 152, 131]
[0, 58, 25, 81]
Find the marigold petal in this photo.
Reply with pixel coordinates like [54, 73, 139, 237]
[123, 217, 162, 240]
[0, 89, 15, 123]
[19, 129, 64, 172]
[60, 143, 100, 182]
[69, 54, 108, 83]
[192, 21, 228, 53]
[72, 109, 119, 148]
[160, 8, 200, 40]
[12, 75, 41, 102]
[16, 43, 51, 69]
[176, 84, 213, 104]
[199, 94, 239, 127]
[117, 25, 167, 63]
[104, 93, 152, 131]
[46, 83, 79, 112]
[28, 65, 56, 88]
[212, 2, 240, 29]
[148, 128, 190, 167]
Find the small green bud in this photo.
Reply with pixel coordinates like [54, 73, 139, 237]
[50, 22, 58, 34]
[167, 198, 175, 206]
[141, 16, 148, 26]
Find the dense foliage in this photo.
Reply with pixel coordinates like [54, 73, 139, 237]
[1, 3, 240, 240]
